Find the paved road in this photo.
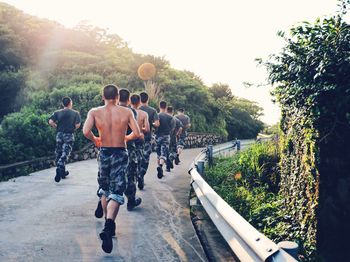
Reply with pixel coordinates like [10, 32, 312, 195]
[0, 148, 208, 262]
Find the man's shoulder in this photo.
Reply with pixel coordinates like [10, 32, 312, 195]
[137, 109, 147, 117]
[141, 105, 156, 113]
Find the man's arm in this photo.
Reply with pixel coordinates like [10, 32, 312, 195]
[125, 110, 142, 142]
[83, 109, 101, 147]
[48, 112, 57, 128]
[152, 111, 160, 128]
[49, 119, 57, 128]
[186, 116, 191, 129]
[75, 112, 81, 130]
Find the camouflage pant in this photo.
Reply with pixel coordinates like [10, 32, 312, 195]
[177, 135, 187, 150]
[135, 140, 145, 181]
[125, 142, 138, 201]
[98, 147, 129, 205]
[168, 135, 177, 163]
[139, 140, 152, 178]
[55, 132, 74, 170]
[156, 135, 170, 161]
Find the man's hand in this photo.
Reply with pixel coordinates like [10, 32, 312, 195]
[48, 119, 57, 128]
[140, 133, 145, 140]
[93, 136, 102, 147]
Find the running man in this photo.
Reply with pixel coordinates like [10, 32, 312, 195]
[166, 106, 183, 172]
[175, 108, 191, 164]
[83, 84, 141, 253]
[139, 92, 160, 183]
[119, 89, 143, 211]
[155, 101, 175, 178]
[49, 96, 81, 183]
[130, 94, 150, 190]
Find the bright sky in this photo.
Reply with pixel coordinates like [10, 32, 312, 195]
[4, 0, 339, 124]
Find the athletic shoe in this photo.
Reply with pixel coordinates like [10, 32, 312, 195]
[54, 168, 62, 183]
[166, 167, 171, 172]
[174, 155, 180, 165]
[169, 160, 174, 169]
[137, 177, 144, 190]
[99, 219, 115, 253]
[95, 200, 103, 218]
[157, 166, 163, 179]
[61, 171, 69, 179]
[127, 197, 142, 211]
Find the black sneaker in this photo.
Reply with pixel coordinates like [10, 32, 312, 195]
[166, 167, 171, 172]
[137, 177, 144, 190]
[157, 166, 163, 179]
[169, 161, 174, 169]
[174, 155, 180, 165]
[61, 171, 69, 179]
[95, 200, 103, 218]
[127, 197, 142, 211]
[54, 168, 62, 183]
[99, 219, 114, 253]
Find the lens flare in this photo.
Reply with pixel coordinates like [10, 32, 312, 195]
[137, 63, 156, 80]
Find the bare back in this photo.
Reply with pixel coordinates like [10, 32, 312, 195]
[136, 109, 149, 134]
[93, 105, 132, 147]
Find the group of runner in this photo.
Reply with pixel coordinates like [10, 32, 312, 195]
[48, 84, 191, 253]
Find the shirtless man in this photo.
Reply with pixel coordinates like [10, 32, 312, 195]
[83, 84, 141, 253]
[130, 94, 150, 190]
[139, 92, 160, 182]
[118, 89, 143, 211]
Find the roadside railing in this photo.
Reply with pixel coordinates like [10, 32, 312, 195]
[189, 140, 298, 262]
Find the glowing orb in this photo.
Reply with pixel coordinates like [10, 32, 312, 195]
[137, 63, 156, 80]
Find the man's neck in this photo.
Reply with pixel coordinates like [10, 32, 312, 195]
[160, 109, 166, 113]
[141, 102, 148, 107]
[105, 100, 116, 106]
[119, 102, 128, 107]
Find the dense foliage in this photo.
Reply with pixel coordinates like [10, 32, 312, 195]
[262, 3, 350, 261]
[0, 3, 264, 165]
[206, 141, 313, 260]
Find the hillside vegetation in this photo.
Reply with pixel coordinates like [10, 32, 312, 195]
[0, 3, 264, 165]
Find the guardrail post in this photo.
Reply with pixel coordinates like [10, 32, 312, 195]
[197, 160, 205, 176]
[237, 140, 241, 151]
[278, 241, 299, 259]
[207, 145, 213, 167]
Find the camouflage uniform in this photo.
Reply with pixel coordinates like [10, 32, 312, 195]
[177, 131, 187, 150]
[135, 140, 145, 182]
[140, 140, 153, 179]
[168, 135, 178, 164]
[55, 132, 74, 171]
[156, 135, 170, 161]
[125, 141, 138, 201]
[98, 147, 129, 205]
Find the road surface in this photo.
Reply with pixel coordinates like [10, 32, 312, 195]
[0, 148, 208, 262]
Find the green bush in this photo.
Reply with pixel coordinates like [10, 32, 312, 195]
[205, 141, 314, 260]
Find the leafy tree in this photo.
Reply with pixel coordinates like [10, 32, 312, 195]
[264, 3, 350, 260]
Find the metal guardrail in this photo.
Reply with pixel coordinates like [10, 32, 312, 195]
[189, 141, 298, 262]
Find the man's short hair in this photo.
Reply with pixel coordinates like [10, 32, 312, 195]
[159, 101, 167, 109]
[119, 89, 130, 103]
[167, 106, 173, 113]
[103, 84, 119, 100]
[140, 92, 149, 103]
[62, 97, 72, 107]
[130, 94, 141, 105]
[178, 108, 185, 113]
